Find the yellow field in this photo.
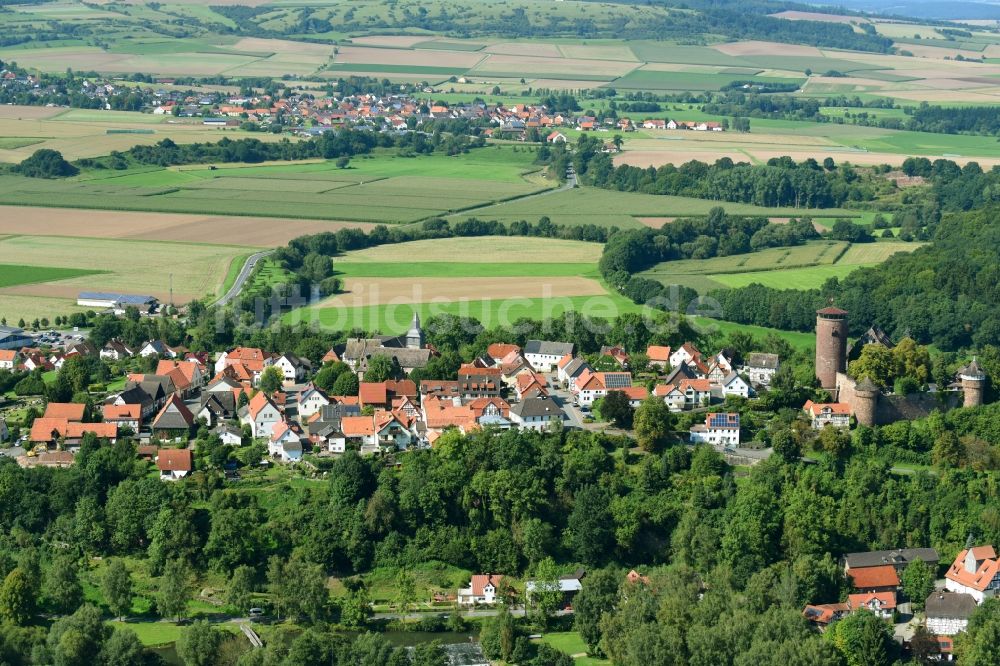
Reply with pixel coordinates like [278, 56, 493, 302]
[0, 235, 246, 303]
[339, 236, 603, 264]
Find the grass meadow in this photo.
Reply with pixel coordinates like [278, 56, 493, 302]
[0, 263, 104, 288]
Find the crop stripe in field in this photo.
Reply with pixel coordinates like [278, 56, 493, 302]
[829, 242, 852, 265]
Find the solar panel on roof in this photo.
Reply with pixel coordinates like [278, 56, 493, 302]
[604, 373, 631, 389]
[708, 413, 738, 428]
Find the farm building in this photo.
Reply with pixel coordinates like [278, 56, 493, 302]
[77, 292, 159, 313]
[0, 325, 32, 351]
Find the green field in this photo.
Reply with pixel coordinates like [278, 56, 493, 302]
[533, 632, 609, 665]
[336, 262, 598, 278]
[611, 69, 805, 91]
[640, 240, 919, 292]
[0, 263, 104, 288]
[469, 188, 862, 229]
[0, 147, 550, 223]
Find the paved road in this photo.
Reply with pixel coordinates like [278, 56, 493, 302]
[213, 250, 274, 307]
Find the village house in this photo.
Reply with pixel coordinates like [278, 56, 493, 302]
[241, 392, 282, 438]
[337, 314, 433, 378]
[458, 574, 505, 606]
[844, 548, 939, 576]
[269, 421, 303, 462]
[689, 413, 740, 447]
[100, 339, 135, 361]
[458, 364, 502, 399]
[926, 590, 978, 636]
[646, 345, 672, 370]
[848, 565, 900, 594]
[510, 395, 565, 431]
[102, 404, 141, 432]
[944, 544, 1000, 603]
[156, 448, 193, 481]
[215, 347, 273, 386]
[803, 400, 852, 429]
[525, 570, 584, 609]
[574, 370, 632, 407]
[718, 372, 751, 398]
[557, 355, 591, 386]
[654, 383, 687, 411]
[745, 353, 780, 388]
[150, 394, 195, 442]
[297, 384, 330, 419]
[270, 353, 310, 383]
[0, 349, 19, 370]
[670, 343, 702, 369]
[847, 591, 896, 620]
[487, 343, 521, 363]
[802, 602, 850, 630]
[524, 340, 575, 372]
[139, 339, 178, 358]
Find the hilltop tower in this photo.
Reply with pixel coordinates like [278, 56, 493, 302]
[815, 306, 849, 391]
[959, 358, 986, 408]
[406, 312, 424, 350]
[853, 376, 880, 427]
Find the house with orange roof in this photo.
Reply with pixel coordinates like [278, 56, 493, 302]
[802, 602, 849, 629]
[848, 565, 900, 594]
[241, 391, 282, 437]
[803, 400, 851, 429]
[269, 421, 303, 462]
[574, 370, 632, 407]
[620, 386, 649, 407]
[945, 545, 1000, 603]
[30, 418, 117, 446]
[43, 402, 86, 421]
[102, 403, 141, 431]
[156, 448, 193, 481]
[487, 343, 521, 362]
[654, 383, 686, 411]
[0, 349, 19, 370]
[515, 372, 548, 401]
[458, 574, 505, 606]
[156, 359, 203, 397]
[847, 591, 896, 619]
[359, 382, 389, 410]
[646, 345, 672, 370]
[215, 347, 273, 385]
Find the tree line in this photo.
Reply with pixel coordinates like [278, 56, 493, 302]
[708, 205, 1000, 351]
[561, 135, 878, 209]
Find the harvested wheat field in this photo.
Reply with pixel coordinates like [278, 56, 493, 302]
[615, 149, 748, 167]
[0, 235, 245, 302]
[714, 41, 823, 57]
[325, 276, 608, 308]
[339, 236, 603, 264]
[334, 45, 484, 69]
[0, 105, 64, 120]
[472, 54, 635, 77]
[484, 42, 563, 58]
[350, 35, 432, 48]
[771, 11, 865, 24]
[0, 206, 377, 246]
[636, 217, 678, 227]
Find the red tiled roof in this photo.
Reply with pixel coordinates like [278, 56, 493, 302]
[817, 306, 848, 315]
[849, 565, 900, 589]
[946, 547, 1000, 592]
[488, 343, 520, 359]
[848, 591, 896, 611]
[341, 416, 375, 437]
[156, 448, 193, 472]
[102, 404, 141, 421]
[803, 400, 851, 416]
[43, 403, 85, 421]
[359, 382, 388, 406]
[470, 574, 503, 597]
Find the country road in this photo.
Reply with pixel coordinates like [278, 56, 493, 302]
[213, 250, 274, 307]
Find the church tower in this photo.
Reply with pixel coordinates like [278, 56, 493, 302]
[406, 312, 424, 350]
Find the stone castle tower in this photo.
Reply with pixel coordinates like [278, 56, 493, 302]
[815, 306, 849, 391]
[959, 358, 986, 408]
[852, 377, 880, 427]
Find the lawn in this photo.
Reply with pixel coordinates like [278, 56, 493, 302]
[533, 631, 609, 665]
[0, 263, 105, 288]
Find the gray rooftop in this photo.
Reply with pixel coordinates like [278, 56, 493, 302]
[746, 353, 779, 369]
[524, 340, 575, 356]
[925, 591, 977, 620]
[78, 292, 158, 305]
[845, 548, 939, 569]
[511, 396, 565, 419]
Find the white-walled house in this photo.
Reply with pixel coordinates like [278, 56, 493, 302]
[925, 591, 978, 636]
[268, 421, 303, 462]
[689, 413, 740, 447]
[669, 343, 701, 369]
[271, 353, 309, 383]
[803, 401, 851, 429]
[241, 392, 282, 438]
[745, 353, 780, 387]
[297, 384, 330, 419]
[847, 591, 896, 620]
[945, 545, 1000, 604]
[510, 396, 565, 431]
[719, 372, 751, 398]
[524, 340, 575, 372]
[458, 574, 505, 606]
